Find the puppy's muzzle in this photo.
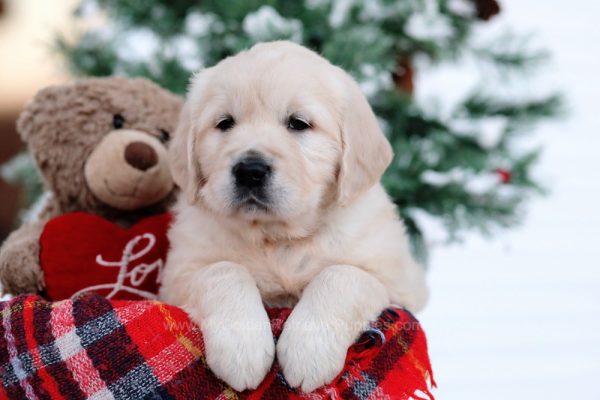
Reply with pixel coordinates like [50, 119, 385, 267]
[232, 156, 272, 189]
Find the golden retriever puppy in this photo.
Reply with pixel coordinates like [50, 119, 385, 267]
[160, 41, 428, 393]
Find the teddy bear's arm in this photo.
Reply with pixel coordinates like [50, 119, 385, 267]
[0, 220, 46, 295]
[0, 195, 60, 295]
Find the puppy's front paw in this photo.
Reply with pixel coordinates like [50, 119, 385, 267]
[277, 312, 349, 393]
[202, 314, 275, 392]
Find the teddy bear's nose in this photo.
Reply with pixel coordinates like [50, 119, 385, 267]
[124, 141, 158, 171]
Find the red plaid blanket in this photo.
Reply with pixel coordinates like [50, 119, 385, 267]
[0, 293, 434, 399]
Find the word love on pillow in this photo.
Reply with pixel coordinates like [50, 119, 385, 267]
[39, 212, 172, 301]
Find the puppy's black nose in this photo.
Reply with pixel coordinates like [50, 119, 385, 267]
[124, 141, 158, 171]
[232, 157, 272, 188]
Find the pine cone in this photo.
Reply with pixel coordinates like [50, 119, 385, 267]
[472, 0, 501, 21]
[392, 57, 414, 94]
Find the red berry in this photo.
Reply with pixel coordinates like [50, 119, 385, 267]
[496, 168, 511, 183]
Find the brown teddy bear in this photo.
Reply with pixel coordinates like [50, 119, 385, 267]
[0, 77, 183, 299]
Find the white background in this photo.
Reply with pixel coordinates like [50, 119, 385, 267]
[418, 1, 600, 398]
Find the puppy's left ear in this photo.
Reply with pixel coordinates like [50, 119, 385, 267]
[337, 72, 393, 206]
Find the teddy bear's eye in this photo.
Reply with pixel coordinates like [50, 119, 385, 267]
[113, 114, 126, 129]
[159, 129, 171, 144]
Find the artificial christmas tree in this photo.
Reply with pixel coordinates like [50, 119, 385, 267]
[2, 0, 561, 261]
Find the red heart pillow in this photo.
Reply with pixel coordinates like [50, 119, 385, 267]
[39, 212, 172, 300]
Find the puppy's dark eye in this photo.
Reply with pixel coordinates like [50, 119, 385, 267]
[287, 116, 311, 132]
[216, 116, 235, 131]
[159, 129, 171, 144]
[113, 114, 125, 129]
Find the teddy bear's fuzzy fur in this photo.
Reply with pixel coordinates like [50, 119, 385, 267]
[0, 77, 183, 295]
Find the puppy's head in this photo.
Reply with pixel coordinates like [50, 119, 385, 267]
[171, 41, 392, 235]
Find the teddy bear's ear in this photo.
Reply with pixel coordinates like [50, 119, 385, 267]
[169, 102, 203, 204]
[16, 85, 73, 142]
[16, 98, 36, 142]
[17, 103, 33, 142]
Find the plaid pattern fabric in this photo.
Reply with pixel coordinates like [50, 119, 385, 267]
[0, 293, 434, 399]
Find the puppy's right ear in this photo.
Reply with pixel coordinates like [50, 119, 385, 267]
[170, 102, 203, 204]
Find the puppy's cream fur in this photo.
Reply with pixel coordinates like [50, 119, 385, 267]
[160, 41, 428, 393]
